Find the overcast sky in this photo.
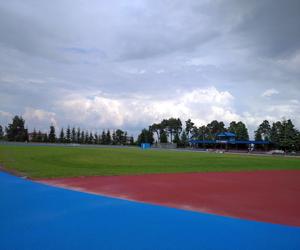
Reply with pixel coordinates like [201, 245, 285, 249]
[1, 0, 300, 137]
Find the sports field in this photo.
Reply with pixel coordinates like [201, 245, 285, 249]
[1, 144, 300, 249]
[0, 144, 300, 178]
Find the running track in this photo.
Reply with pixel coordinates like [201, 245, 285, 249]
[39, 170, 300, 226]
[1, 172, 300, 250]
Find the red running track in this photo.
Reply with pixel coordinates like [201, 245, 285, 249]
[38, 170, 300, 226]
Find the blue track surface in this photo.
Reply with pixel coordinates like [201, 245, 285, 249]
[1, 172, 300, 250]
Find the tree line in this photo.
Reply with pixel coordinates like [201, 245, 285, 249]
[137, 118, 300, 151]
[0, 116, 134, 146]
[1, 115, 300, 151]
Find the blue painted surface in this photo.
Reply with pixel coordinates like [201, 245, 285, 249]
[0, 172, 300, 250]
[141, 143, 151, 149]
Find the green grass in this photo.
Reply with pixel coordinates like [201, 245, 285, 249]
[0, 145, 300, 178]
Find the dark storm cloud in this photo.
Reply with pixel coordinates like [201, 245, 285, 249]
[232, 0, 300, 58]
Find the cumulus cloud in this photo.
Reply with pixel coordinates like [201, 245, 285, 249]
[56, 87, 239, 134]
[23, 108, 58, 131]
[262, 89, 279, 98]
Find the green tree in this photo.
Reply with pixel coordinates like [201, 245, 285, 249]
[84, 131, 89, 144]
[160, 130, 168, 143]
[36, 130, 43, 142]
[106, 130, 111, 144]
[76, 128, 81, 143]
[279, 119, 297, 151]
[137, 128, 154, 145]
[101, 130, 106, 144]
[71, 127, 76, 143]
[31, 129, 38, 142]
[207, 120, 226, 139]
[6, 116, 28, 141]
[256, 120, 271, 141]
[88, 132, 94, 144]
[185, 119, 194, 140]
[80, 131, 85, 144]
[112, 130, 117, 145]
[270, 121, 282, 149]
[173, 132, 180, 145]
[228, 121, 249, 141]
[116, 129, 125, 144]
[66, 126, 71, 143]
[59, 128, 65, 143]
[43, 133, 48, 143]
[0, 125, 4, 140]
[180, 131, 188, 147]
[150, 123, 161, 142]
[49, 125, 56, 143]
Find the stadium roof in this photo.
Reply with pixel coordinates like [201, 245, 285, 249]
[216, 132, 236, 137]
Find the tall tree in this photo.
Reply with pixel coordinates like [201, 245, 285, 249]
[185, 119, 194, 140]
[256, 120, 271, 141]
[101, 130, 106, 144]
[112, 130, 117, 145]
[84, 131, 89, 144]
[116, 129, 124, 144]
[36, 130, 43, 142]
[76, 128, 81, 143]
[6, 116, 28, 141]
[160, 130, 168, 143]
[94, 133, 99, 144]
[137, 128, 154, 145]
[279, 119, 297, 151]
[88, 132, 94, 144]
[180, 131, 188, 147]
[228, 121, 249, 140]
[59, 128, 65, 143]
[49, 125, 56, 143]
[66, 126, 71, 143]
[106, 130, 111, 144]
[150, 123, 161, 142]
[270, 121, 282, 148]
[71, 127, 76, 143]
[0, 125, 4, 140]
[43, 133, 48, 143]
[207, 120, 226, 139]
[166, 118, 182, 142]
[31, 129, 38, 142]
[80, 131, 85, 144]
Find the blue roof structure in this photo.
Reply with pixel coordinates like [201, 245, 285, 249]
[216, 132, 236, 137]
[189, 140, 270, 145]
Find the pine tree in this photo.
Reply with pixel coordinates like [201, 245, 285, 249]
[0, 125, 4, 140]
[37, 130, 43, 142]
[76, 128, 81, 143]
[66, 126, 71, 143]
[43, 133, 49, 143]
[71, 127, 76, 143]
[59, 128, 65, 143]
[31, 129, 38, 142]
[106, 130, 111, 144]
[89, 132, 94, 144]
[94, 133, 99, 144]
[80, 131, 85, 144]
[49, 125, 56, 143]
[85, 131, 89, 144]
[101, 130, 106, 144]
[180, 131, 188, 147]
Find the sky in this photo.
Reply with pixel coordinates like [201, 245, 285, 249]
[1, 0, 300, 137]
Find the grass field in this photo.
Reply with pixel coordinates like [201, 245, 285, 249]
[0, 144, 300, 178]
